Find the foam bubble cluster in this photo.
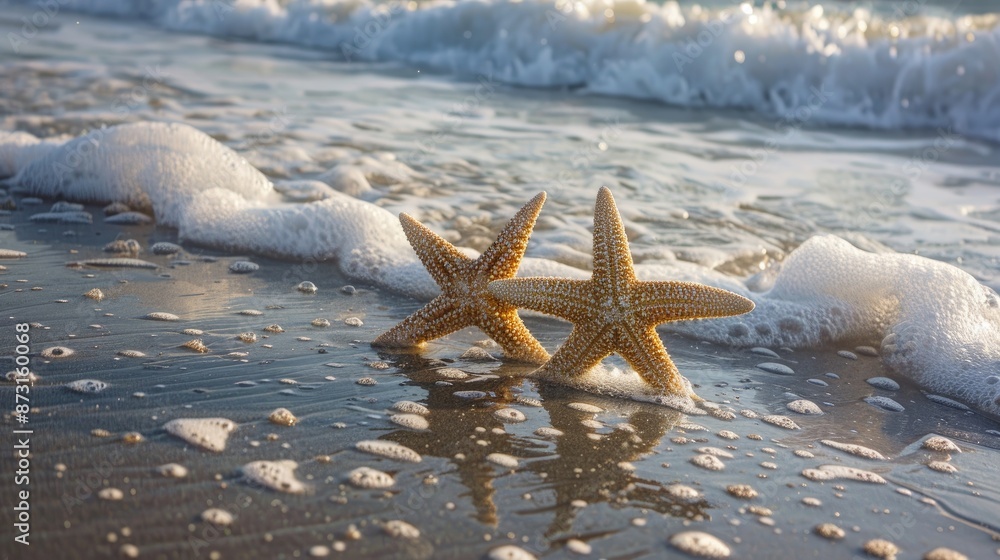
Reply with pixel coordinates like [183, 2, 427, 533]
[675, 236, 1000, 419]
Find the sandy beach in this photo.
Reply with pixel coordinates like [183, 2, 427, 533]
[2, 197, 999, 559]
[3, 2, 1000, 558]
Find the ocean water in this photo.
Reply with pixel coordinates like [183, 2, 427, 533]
[2, 2, 1000, 558]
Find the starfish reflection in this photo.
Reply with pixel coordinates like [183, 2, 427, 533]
[376, 354, 712, 546]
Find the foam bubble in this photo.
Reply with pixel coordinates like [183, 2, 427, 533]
[83, 288, 104, 301]
[155, 463, 188, 478]
[696, 447, 734, 459]
[865, 396, 905, 413]
[268, 408, 297, 427]
[486, 453, 519, 469]
[690, 454, 725, 472]
[787, 400, 823, 415]
[801, 465, 886, 484]
[534, 427, 564, 438]
[814, 523, 845, 540]
[242, 460, 307, 494]
[144, 312, 179, 321]
[493, 408, 526, 423]
[151, 242, 181, 255]
[347, 467, 395, 489]
[392, 401, 430, 416]
[390, 413, 429, 430]
[863, 539, 900, 560]
[42, 346, 74, 359]
[66, 379, 107, 393]
[761, 415, 800, 430]
[382, 520, 420, 539]
[201, 508, 234, 526]
[163, 418, 237, 452]
[487, 545, 537, 560]
[97, 488, 124, 501]
[726, 484, 758, 499]
[756, 363, 794, 376]
[182, 339, 208, 353]
[677, 236, 1000, 419]
[867, 377, 901, 391]
[922, 436, 961, 454]
[821, 440, 887, 461]
[355, 440, 422, 463]
[666, 484, 701, 500]
[567, 402, 604, 414]
[669, 531, 731, 559]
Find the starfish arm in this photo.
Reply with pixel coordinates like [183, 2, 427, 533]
[632, 281, 756, 324]
[539, 324, 614, 378]
[591, 186, 636, 295]
[399, 213, 471, 287]
[487, 278, 596, 323]
[372, 295, 469, 347]
[477, 192, 546, 282]
[617, 325, 688, 395]
[477, 307, 551, 364]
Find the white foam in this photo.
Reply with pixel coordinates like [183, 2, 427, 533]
[675, 235, 1000, 419]
[5, 123, 998, 418]
[242, 460, 308, 494]
[164, 417, 237, 452]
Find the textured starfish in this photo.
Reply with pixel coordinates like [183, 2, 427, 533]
[372, 192, 550, 364]
[488, 187, 755, 396]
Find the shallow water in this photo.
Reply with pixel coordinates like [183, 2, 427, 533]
[2, 4, 1000, 559]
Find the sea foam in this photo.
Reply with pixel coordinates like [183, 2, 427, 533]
[2, 122, 999, 419]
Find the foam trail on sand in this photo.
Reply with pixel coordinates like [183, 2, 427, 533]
[3, 123, 999, 418]
[672, 235, 1000, 419]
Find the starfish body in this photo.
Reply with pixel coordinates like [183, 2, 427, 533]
[372, 192, 550, 364]
[488, 187, 755, 396]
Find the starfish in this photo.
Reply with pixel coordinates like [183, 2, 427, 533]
[488, 187, 755, 396]
[372, 192, 550, 364]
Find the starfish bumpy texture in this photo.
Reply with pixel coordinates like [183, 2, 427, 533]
[372, 192, 550, 364]
[488, 187, 755, 396]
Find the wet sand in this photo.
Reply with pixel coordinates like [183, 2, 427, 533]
[2, 198, 1000, 560]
